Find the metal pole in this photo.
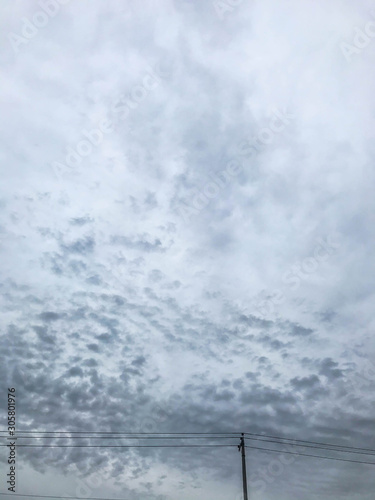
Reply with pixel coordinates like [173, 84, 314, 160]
[238, 433, 248, 500]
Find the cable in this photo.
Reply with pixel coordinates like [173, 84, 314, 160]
[0, 435, 236, 440]
[0, 431, 238, 435]
[243, 436, 375, 457]
[4, 435, 375, 456]
[2, 430, 374, 454]
[0, 494, 124, 500]
[0, 443, 234, 448]
[244, 432, 375, 454]
[3, 441, 374, 461]
[245, 445, 375, 466]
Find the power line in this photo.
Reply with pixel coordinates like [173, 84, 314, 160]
[2, 430, 371, 450]
[2, 430, 374, 455]
[3, 441, 374, 463]
[0, 439, 373, 500]
[245, 445, 375, 466]
[243, 436, 375, 456]
[4, 434, 375, 456]
[0, 435, 236, 440]
[0, 494, 124, 500]
[244, 432, 375, 453]
[0, 443, 234, 448]
[0, 431, 238, 435]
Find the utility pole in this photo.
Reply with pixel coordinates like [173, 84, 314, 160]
[238, 433, 248, 500]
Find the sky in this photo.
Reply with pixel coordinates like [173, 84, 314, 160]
[0, 0, 375, 499]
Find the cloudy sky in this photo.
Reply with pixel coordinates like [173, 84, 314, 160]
[1, 0, 375, 499]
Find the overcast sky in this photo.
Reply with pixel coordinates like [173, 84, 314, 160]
[1, 1, 375, 499]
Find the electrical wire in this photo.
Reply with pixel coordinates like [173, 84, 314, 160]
[0, 431, 238, 435]
[0, 436, 374, 500]
[0, 435, 236, 440]
[0, 494, 123, 500]
[3, 434, 375, 456]
[0, 443, 234, 448]
[243, 435, 375, 456]
[2, 430, 374, 456]
[244, 431, 375, 453]
[2, 430, 373, 451]
[245, 445, 375, 466]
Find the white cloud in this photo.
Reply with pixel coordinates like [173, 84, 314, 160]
[1, 1, 374, 499]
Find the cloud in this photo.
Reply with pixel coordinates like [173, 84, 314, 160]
[290, 374, 321, 390]
[61, 236, 95, 255]
[319, 357, 345, 380]
[110, 234, 166, 252]
[1, 0, 374, 499]
[69, 216, 94, 226]
[38, 312, 63, 322]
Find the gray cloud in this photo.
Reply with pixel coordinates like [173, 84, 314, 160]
[1, 1, 374, 499]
